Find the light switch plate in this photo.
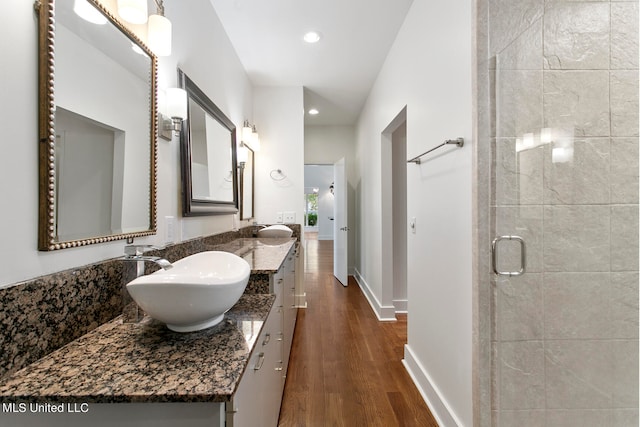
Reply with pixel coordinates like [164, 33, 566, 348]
[276, 212, 283, 223]
[283, 212, 296, 223]
[165, 216, 176, 243]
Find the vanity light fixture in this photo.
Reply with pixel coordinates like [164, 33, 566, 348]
[157, 88, 187, 140]
[117, 0, 172, 57]
[73, 0, 107, 25]
[241, 120, 261, 151]
[117, 0, 148, 25]
[148, 0, 172, 56]
[237, 142, 249, 168]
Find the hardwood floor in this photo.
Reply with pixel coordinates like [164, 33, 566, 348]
[278, 238, 438, 427]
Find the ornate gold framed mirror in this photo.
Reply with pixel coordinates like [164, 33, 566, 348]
[36, 0, 158, 250]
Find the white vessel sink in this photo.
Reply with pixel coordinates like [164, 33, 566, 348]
[126, 251, 250, 332]
[257, 225, 293, 238]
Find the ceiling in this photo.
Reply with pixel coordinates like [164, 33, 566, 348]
[209, 0, 414, 126]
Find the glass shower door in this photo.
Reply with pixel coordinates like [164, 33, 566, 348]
[489, 2, 639, 426]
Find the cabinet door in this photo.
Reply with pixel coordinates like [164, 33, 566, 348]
[227, 296, 284, 427]
[282, 252, 297, 376]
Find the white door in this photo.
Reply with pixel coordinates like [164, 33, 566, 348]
[333, 158, 348, 286]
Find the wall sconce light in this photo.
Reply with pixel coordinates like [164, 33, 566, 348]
[148, 0, 172, 56]
[158, 88, 187, 140]
[117, 0, 172, 57]
[237, 142, 249, 170]
[117, 0, 148, 24]
[73, 0, 107, 25]
[241, 120, 261, 152]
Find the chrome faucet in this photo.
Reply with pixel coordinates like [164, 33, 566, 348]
[123, 245, 173, 277]
[122, 245, 173, 323]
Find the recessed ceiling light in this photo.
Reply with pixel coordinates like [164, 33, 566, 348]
[303, 31, 322, 43]
[308, 108, 319, 115]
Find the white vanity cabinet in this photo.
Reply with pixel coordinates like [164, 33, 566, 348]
[226, 296, 283, 427]
[281, 248, 297, 377]
[226, 244, 299, 427]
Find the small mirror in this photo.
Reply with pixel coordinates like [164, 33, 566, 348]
[238, 145, 254, 220]
[37, 0, 157, 250]
[179, 69, 238, 216]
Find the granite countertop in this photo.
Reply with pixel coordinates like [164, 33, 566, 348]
[0, 294, 275, 404]
[212, 238, 296, 274]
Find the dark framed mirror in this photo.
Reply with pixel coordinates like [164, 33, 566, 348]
[238, 144, 254, 220]
[36, 0, 157, 251]
[178, 69, 238, 216]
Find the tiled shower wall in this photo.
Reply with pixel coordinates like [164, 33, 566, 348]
[481, 0, 639, 425]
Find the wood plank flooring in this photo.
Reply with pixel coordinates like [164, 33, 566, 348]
[278, 237, 438, 427]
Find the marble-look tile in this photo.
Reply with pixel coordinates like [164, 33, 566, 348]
[496, 19, 543, 71]
[499, 410, 545, 427]
[543, 205, 610, 272]
[611, 205, 639, 271]
[496, 273, 543, 340]
[499, 340, 545, 409]
[544, 272, 610, 339]
[494, 139, 544, 206]
[489, 0, 544, 58]
[611, 272, 639, 338]
[610, 138, 639, 204]
[545, 340, 613, 409]
[543, 2, 610, 70]
[545, 410, 612, 427]
[611, 71, 639, 138]
[543, 71, 610, 137]
[494, 206, 543, 272]
[611, 340, 639, 408]
[611, 2, 639, 69]
[613, 409, 639, 427]
[543, 138, 610, 204]
[496, 70, 543, 137]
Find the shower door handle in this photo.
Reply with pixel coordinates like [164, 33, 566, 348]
[491, 235, 526, 276]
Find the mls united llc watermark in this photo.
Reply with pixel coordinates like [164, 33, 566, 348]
[2, 402, 89, 414]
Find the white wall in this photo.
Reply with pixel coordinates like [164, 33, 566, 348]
[354, 1, 473, 426]
[253, 87, 305, 226]
[304, 125, 357, 273]
[0, 0, 252, 288]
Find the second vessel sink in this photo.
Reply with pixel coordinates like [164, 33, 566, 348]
[257, 225, 293, 238]
[126, 251, 250, 332]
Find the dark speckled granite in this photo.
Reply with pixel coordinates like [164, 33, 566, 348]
[0, 225, 299, 384]
[0, 294, 275, 403]
[0, 260, 124, 380]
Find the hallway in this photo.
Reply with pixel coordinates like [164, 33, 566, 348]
[278, 236, 438, 426]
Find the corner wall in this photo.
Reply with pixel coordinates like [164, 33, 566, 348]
[354, 0, 473, 425]
[253, 87, 305, 226]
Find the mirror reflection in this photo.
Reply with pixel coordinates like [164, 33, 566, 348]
[38, 0, 157, 250]
[179, 69, 238, 216]
[238, 145, 254, 220]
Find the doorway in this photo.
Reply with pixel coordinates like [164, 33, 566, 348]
[381, 108, 408, 317]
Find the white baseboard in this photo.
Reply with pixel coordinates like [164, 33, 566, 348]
[352, 268, 397, 321]
[317, 234, 333, 240]
[403, 344, 464, 427]
[393, 299, 408, 313]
